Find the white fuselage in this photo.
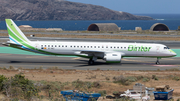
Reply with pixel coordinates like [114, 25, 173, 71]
[31, 41, 176, 58]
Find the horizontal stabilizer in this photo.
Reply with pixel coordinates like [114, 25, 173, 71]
[2, 42, 22, 47]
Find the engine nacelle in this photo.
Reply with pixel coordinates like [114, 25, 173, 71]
[104, 53, 122, 63]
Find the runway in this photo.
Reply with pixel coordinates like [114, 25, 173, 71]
[0, 53, 179, 71]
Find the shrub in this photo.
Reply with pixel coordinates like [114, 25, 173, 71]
[142, 77, 150, 82]
[72, 79, 93, 90]
[152, 75, 159, 80]
[166, 68, 180, 71]
[137, 76, 144, 80]
[105, 77, 110, 80]
[40, 81, 63, 98]
[9, 66, 15, 70]
[0, 75, 7, 91]
[127, 76, 137, 82]
[154, 77, 159, 81]
[2, 73, 39, 99]
[113, 75, 130, 85]
[173, 76, 180, 81]
[98, 90, 106, 97]
[93, 82, 101, 88]
[113, 75, 138, 86]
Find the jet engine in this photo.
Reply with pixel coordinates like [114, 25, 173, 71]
[104, 53, 121, 63]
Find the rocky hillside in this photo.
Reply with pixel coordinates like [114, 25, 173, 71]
[0, 0, 153, 21]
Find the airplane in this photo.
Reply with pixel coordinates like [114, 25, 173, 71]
[3, 19, 177, 65]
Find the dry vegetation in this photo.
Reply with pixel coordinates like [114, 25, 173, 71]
[0, 66, 180, 100]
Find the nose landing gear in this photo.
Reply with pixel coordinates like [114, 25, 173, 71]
[156, 57, 161, 64]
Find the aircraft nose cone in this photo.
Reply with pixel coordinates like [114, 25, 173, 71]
[169, 50, 177, 57]
[173, 53, 177, 56]
[170, 52, 177, 57]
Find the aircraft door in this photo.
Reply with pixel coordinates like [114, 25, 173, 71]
[156, 46, 160, 54]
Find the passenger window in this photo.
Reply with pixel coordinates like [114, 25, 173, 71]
[48, 45, 50, 47]
[94, 46, 96, 48]
[98, 46, 100, 48]
[65, 45, 67, 47]
[62, 45, 64, 47]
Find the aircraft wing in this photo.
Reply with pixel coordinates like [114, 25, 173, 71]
[75, 50, 125, 58]
[74, 50, 105, 58]
[80, 50, 104, 54]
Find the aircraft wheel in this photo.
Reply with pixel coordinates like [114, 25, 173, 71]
[88, 59, 94, 65]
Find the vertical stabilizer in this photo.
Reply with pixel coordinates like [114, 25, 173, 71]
[5, 19, 35, 50]
[5, 19, 30, 45]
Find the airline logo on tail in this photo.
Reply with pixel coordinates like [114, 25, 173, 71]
[6, 19, 29, 43]
[5, 19, 35, 50]
[5, 19, 60, 55]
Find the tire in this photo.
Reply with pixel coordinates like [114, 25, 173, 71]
[88, 59, 94, 65]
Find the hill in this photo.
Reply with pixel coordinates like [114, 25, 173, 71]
[0, 0, 153, 21]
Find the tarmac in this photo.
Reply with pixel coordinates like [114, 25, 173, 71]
[0, 37, 180, 70]
[0, 53, 179, 70]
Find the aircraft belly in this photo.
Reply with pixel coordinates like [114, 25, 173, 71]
[43, 49, 74, 55]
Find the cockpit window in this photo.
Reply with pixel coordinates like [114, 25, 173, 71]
[164, 47, 170, 49]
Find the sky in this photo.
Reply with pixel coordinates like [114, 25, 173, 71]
[67, 0, 180, 14]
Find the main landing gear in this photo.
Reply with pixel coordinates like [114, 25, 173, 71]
[156, 57, 161, 64]
[88, 57, 97, 65]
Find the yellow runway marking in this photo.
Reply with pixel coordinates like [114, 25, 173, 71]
[0, 54, 11, 56]
[122, 59, 154, 63]
[162, 58, 175, 60]
[72, 57, 81, 60]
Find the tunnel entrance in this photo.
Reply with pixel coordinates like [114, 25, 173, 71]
[150, 23, 169, 31]
[87, 23, 119, 31]
[87, 24, 99, 31]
